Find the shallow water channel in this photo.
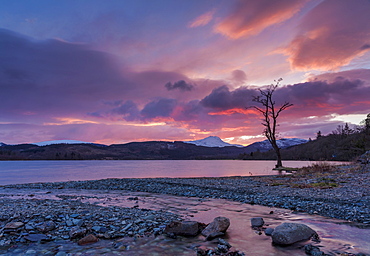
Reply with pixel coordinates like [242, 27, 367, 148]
[1, 188, 369, 255]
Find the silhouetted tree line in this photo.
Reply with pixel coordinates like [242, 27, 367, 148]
[240, 114, 370, 162]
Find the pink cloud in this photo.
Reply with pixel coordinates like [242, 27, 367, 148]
[285, 0, 370, 71]
[188, 10, 214, 28]
[214, 0, 305, 39]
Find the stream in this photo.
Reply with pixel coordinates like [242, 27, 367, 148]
[1, 188, 369, 255]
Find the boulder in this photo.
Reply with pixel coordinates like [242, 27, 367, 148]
[201, 217, 230, 237]
[77, 234, 99, 245]
[164, 221, 200, 236]
[271, 223, 317, 245]
[250, 217, 264, 228]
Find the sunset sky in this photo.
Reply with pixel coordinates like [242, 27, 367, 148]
[1, 0, 370, 145]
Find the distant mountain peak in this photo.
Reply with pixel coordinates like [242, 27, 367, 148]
[247, 138, 308, 152]
[183, 136, 244, 148]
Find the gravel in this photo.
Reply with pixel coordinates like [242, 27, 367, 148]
[4, 163, 369, 224]
[0, 162, 369, 255]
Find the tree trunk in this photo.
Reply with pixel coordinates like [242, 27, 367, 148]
[272, 144, 283, 168]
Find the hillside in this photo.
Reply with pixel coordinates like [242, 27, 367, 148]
[1, 132, 368, 161]
[0, 141, 250, 160]
[239, 132, 370, 161]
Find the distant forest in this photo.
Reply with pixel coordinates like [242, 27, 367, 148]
[240, 117, 370, 161]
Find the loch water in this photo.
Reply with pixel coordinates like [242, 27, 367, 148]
[0, 160, 348, 185]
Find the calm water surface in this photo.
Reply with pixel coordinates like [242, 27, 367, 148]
[0, 160, 347, 185]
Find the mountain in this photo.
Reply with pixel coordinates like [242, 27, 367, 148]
[0, 141, 248, 160]
[184, 136, 244, 148]
[33, 140, 105, 146]
[0, 142, 6, 147]
[245, 138, 308, 152]
[183, 136, 307, 151]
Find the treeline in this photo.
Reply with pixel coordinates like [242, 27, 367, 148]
[239, 114, 370, 161]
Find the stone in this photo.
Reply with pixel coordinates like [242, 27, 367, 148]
[24, 234, 50, 242]
[205, 231, 225, 240]
[218, 238, 232, 248]
[201, 217, 230, 237]
[25, 224, 34, 230]
[264, 227, 274, 236]
[77, 234, 99, 245]
[304, 244, 326, 256]
[250, 217, 264, 228]
[164, 221, 200, 236]
[69, 226, 87, 239]
[271, 223, 317, 245]
[3, 222, 24, 232]
[37, 221, 56, 233]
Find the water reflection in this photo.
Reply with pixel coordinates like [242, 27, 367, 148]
[0, 160, 349, 185]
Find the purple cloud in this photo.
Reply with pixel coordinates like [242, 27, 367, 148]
[165, 80, 194, 91]
[200, 85, 256, 110]
[141, 98, 178, 119]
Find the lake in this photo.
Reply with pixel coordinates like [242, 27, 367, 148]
[0, 160, 347, 185]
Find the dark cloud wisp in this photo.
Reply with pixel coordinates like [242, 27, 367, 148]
[165, 80, 194, 91]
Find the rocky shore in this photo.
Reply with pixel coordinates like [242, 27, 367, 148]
[1, 161, 369, 255]
[4, 162, 370, 224]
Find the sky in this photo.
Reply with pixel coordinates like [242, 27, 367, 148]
[0, 0, 370, 146]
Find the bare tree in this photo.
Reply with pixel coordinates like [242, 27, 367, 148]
[252, 78, 293, 168]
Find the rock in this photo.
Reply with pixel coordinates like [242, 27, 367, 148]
[3, 222, 24, 232]
[92, 226, 103, 232]
[218, 238, 232, 249]
[37, 221, 56, 233]
[164, 221, 200, 236]
[205, 232, 225, 240]
[77, 234, 99, 245]
[264, 228, 274, 236]
[69, 226, 87, 239]
[201, 217, 230, 237]
[271, 223, 317, 245]
[217, 244, 229, 253]
[304, 244, 327, 256]
[24, 234, 50, 242]
[251, 217, 264, 228]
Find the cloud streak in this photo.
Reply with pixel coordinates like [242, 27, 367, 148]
[188, 10, 214, 28]
[215, 0, 305, 39]
[284, 0, 370, 71]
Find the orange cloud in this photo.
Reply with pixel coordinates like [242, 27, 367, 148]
[209, 108, 258, 116]
[215, 0, 305, 39]
[284, 0, 370, 71]
[188, 10, 214, 28]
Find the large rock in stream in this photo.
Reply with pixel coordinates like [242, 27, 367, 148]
[201, 217, 230, 239]
[271, 223, 317, 245]
[164, 221, 201, 236]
